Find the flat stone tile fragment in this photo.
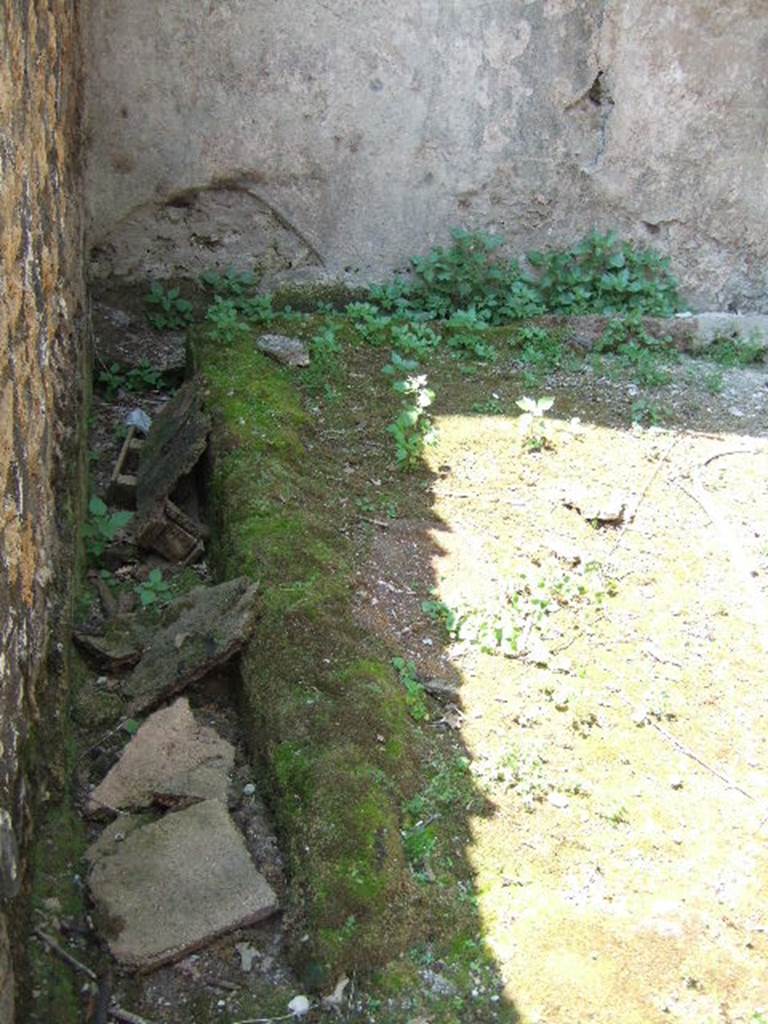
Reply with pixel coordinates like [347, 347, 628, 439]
[86, 697, 234, 815]
[88, 800, 278, 970]
[121, 577, 260, 714]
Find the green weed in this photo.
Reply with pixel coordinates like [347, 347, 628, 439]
[304, 325, 342, 399]
[470, 397, 504, 415]
[371, 229, 544, 324]
[702, 334, 765, 367]
[631, 398, 664, 427]
[386, 373, 436, 470]
[527, 230, 682, 316]
[346, 302, 394, 346]
[516, 395, 555, 452]
[97, 359, 165, 398]
[200, 265, 256, 298]
[82, 497, 133, 563]
[145, 282, 194, 330]
[135, 568, 172, 608]
[392, 657, 429, 722]
[205, 296, 250, 345]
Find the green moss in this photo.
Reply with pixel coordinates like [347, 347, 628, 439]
[24, 799, 90, 1024]
[194, 330, 430, 979]
[269, 280, 369, 313]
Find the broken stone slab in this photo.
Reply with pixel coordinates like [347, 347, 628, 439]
[73, 618, 144, 672]
[86, 697, 234, 816]
[255, 333, 310, 367]
[87, 800, 278, 970]
[135, 378, 210, 560]
[121, 577, 260, 715]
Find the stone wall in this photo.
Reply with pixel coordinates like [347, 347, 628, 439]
[0, 2, 87, 1018]
[83, 0, 768, 310]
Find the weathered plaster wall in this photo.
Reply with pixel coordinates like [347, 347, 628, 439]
[0, 2, 87, 1017]
[84, 0, 768, 310]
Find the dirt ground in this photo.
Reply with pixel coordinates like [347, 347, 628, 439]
[62, 304, 768, 1024]
[352, 354, 768, 1024]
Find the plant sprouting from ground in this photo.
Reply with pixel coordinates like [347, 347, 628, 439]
[83, 497, 133, 563]
[145, 282, 194, 331]
[135, 568, 172, 608]
[205, 296, 251, 344]
[97, 359, 165, 398]
[526, 231, 682, 316]
[200, 266, 256, 298]
[516, 395, 555, 452]
[387, 372, 436, 470]
[392, 657, 429, 722]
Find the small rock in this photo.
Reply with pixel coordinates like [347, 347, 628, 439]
[287, 994, 311, 1017]
[256, 334, 310, 367]
[242, 783, 256, 797]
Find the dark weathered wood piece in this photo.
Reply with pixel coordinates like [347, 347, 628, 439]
[108, 427, 143, 509]
[134, 379, 211, 561]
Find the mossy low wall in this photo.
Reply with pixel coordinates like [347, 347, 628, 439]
[195, 334, 429, 983]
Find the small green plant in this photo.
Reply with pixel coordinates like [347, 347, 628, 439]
[237, 293, 276, 324]
[205, 296, 250, 344]
[631, 398, 663, 426]
[392, 657, 429, 722]
[603, 805, 630, 828]
[703, 333, 765, 367]
[145, 282, 194, 331]
[445, 309, 497, 361]
[701, 367, 725, 394]
[369, 229, 544, 324]
[304, 326, 342, 399]
[82, 497, 133, 562]
[527, 231, 682, 316]
[423, 563, 616, 662]
[135, 568, 172, 608]
[516, 395, 555, 452]
[515, 325, 570, 385]
[402, 822, 438, 879]
[596, 313, 675, 387]
[390, 322, 440, 359]
[470, 396, 503, 415]
[421, 596, 462, 638]
[97, 360, 165, 397]
[97, 362, 127, 398]
[126, 360, 164, 391]
[387, 373, 436, 470]
[346, 301, 393, 347]
[200, 265, 256, 298]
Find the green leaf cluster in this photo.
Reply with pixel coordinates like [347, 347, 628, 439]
[145, 282, 194, 330]
[82, 496, 133, 562]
